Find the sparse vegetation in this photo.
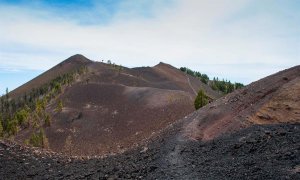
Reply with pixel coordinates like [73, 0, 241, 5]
[180, 67, 209, 84]
[28, 129, 48, 148]
[194, 89, 209, 110]
[0, 118, 3, 137]
[104, 59, 124, 73]
[56, 100, 63, 113]
[44, 114, 51, 127]
[180, 67, 244, 94]
[6, 118, 18, 135]
[0, 65, 87, 138]
[14, 107, 30, 127]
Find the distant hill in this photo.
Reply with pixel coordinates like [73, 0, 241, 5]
[0, 54, 220, 156]
[179, 67, 245, 94]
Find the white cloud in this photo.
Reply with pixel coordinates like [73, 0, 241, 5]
[0, 0, 299, 84]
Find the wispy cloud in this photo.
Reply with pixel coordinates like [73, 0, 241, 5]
[0, 0, 299, 86]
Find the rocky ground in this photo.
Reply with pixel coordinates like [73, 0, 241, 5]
[1, 122, 299, 179]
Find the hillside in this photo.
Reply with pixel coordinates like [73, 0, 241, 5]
[9, 54, 92, 99]
[4, 54, 221, 156]
[0, 63, 299, 179]
[183, 65, 300, 141]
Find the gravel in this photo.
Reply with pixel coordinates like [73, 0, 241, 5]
[1, 123, 299, 179]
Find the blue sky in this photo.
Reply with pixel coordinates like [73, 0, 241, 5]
[0, 0, 299, 95]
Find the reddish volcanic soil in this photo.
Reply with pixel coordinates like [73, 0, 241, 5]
[9, 55, 92, 99]
[183, 65, 300, 141]
[12, 54, 220, 156]
[1, 61, 299, 179]
[45, 83, 193, 155]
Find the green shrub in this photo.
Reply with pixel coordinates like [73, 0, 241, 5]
[15, 108, 29, 126]
[56, 100, 63, 113]
[32, 112, 40, 129]
[0, 121, 3, 137]
[7, 118, 18, 135]
[194, 89, 209, 110]
[28, 129, 47, 147]
[44, 114, 51, 127]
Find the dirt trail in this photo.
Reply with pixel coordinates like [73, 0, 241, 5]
[163, 133, 201, 179]
[186, 74, 197, 101]
[1, 123, 299, 179]
[159, 112, 204, 178]
[186, 74, 197, 95]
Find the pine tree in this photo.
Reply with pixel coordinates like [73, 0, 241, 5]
[194, 89, 209, 110]
[15, 108, 29, 126]
[5, 88, 9, 100]
[28, 129, 47, 147]
[56, 100, 63, 113]
[45, 114, 51, 127]
[0, 114, 3, 137]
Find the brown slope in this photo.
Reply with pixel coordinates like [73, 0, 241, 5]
[46, 83, 192, 155]
[2, 64, 300, 179]
[86, 61, 221, 100]
[183, 65, 300, 141]
[13, 55, 220, 156]
[9, 54, 92, 99]
[153, 62, 221, 99]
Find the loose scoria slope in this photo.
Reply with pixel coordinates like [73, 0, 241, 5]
[184, 65, 300, 141]
[1, 123, 299, 179]
[12, 55, 220, 156]
[1, 64, 299, 179]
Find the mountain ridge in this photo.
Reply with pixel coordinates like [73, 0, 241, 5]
[3, 54, 221, 156]
[0, 60, 299, 179]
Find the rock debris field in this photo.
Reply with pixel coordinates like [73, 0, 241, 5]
[1, 123, 299, 180]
